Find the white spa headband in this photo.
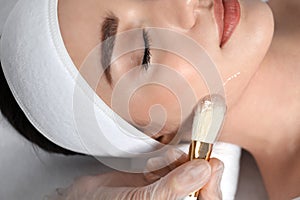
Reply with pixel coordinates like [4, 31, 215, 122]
[0, 0, 227, 159]
[0, 0, 167, 157]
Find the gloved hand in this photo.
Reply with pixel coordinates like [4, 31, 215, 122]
[46, 149, 223, 200]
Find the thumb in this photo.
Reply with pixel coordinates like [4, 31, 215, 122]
[144, 159, 211, 199]
[199, 158, 224, 200]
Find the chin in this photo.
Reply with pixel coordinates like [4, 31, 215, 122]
[218, 0, 274, 108]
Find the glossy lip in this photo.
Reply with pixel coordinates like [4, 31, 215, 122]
[214, 0, 241, 47]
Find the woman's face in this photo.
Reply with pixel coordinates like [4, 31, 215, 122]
[58, 0, 273, 142]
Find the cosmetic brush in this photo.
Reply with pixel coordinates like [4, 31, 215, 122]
[185, 94, 227, 200]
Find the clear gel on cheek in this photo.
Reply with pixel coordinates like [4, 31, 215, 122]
[223, 72, 241, 87]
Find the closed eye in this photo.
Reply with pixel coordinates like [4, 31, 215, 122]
[142, 29, 151, 70]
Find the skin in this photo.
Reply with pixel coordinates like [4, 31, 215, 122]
[58, 0, 273, 140]
[221, 1, 300, 199]
[58, 0, 300, 199]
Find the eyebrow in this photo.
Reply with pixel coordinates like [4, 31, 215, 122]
[101, 12, 119, 84]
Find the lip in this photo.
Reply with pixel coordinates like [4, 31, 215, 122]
[151, 130, 177, 144]
[214, 0, 241, 47]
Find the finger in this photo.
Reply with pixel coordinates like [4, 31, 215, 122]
[165, 148, 188, 170]
[199, 158, 224, 200]
[75, 160, 210, 200]
[149, 159, 211, 199]
[115, 160, 211, 199]
[146, 148, 187, 172]
[145, 148, 187, 182]
[146, 156, 170, 175]
[94, 171, 149, 187]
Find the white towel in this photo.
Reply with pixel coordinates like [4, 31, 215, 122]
[212, 142, 241, 200]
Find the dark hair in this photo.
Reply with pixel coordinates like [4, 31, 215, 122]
[0, 61, 79, 155]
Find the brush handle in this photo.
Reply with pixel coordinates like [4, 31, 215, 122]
[187, 141, 213, 200]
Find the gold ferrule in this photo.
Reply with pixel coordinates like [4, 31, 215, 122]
[188, 141, 213, 199]
[189, 141, 213, 161]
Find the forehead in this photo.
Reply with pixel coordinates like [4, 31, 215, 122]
[58, 0, 144, 68]
[58, 0, 105, 68]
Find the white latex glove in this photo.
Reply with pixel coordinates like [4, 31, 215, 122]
[45, 149, 223, 200]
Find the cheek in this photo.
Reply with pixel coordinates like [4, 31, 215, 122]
[214, 0, 274, 106]
[151, 51, 210, 100]
[111, 53, 209, 134]
[128, 85, 182, 133]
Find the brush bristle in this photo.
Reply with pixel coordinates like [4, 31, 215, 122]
[191, 94, 226, 143]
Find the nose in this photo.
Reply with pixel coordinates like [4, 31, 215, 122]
[150, 0, 201, 31]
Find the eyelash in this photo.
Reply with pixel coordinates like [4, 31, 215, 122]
[142, 29, 151, 70]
